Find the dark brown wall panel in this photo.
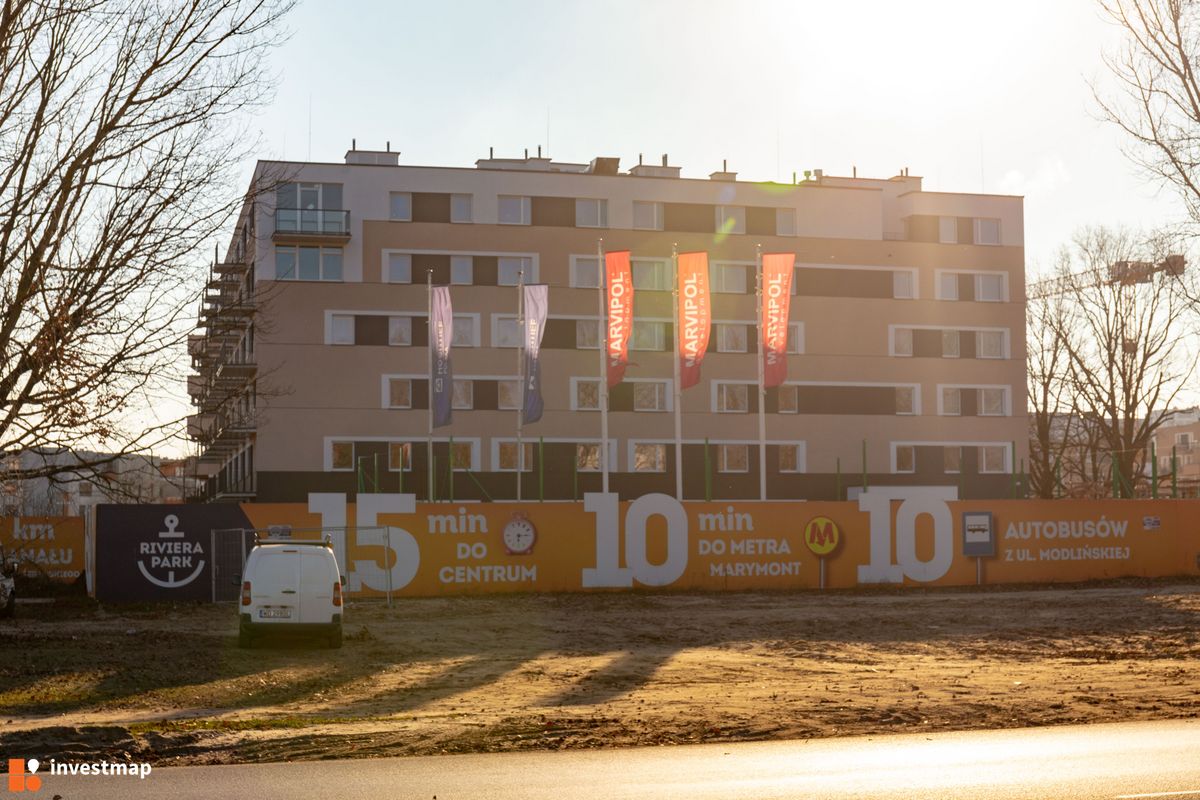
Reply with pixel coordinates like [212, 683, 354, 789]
[412, 193, 451, 223]
[746, 206, 776, 236]
[906, 215, 938, 243]
[531, 196, 576, 227]
[354, 315, 388, 346]
[413, 253, 450, 284]
[957, 217, 975, 245]
[664, 202, 715, 233]
[795, 268, 892, 298]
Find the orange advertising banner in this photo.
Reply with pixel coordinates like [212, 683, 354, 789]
[0, 516, 86, 582]
[604, 250, 633, 388]
[230, 492, 1200, 598]
[760, 253, 795, 388]
[676, 252, 710, 390]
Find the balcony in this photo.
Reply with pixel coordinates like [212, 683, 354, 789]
[272, 208, 350, 243]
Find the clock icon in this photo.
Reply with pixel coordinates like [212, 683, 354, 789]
[502, 512, 537, 555]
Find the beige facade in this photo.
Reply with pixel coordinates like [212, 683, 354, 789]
[188, 150, 1028, 502]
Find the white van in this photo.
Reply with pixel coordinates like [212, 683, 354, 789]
[238, 536, 344, 648]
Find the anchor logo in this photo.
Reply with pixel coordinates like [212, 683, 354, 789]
[136, 514, 206, 589]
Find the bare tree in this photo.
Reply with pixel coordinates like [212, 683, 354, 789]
[0, 0, 292, 490]
[1030, 227, 1195, 496]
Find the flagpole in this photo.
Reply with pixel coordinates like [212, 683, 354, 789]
[597, 239, 610, 494]
[426, 270, 434, 502]
[756, 244, 767, 501]
[516, 270, 525, 502]
[671, 244, 683, 501]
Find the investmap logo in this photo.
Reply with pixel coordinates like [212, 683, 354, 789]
[7, 759, 41, 793]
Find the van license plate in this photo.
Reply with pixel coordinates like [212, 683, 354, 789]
[259, 608, 292, 619]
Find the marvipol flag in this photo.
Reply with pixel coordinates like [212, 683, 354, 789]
[604, 251, 633, 388]
[677, 251, 710, 390]
[761, 253, 795, 387]
[430, 285, 454, 428]
[522, 284, 549, 424]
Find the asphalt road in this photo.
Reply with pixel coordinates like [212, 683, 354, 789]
[27, 719, 1200, 800]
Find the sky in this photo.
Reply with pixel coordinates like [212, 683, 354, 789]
[248, 0, 1185, 275]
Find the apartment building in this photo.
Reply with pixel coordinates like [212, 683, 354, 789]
[187, 148, 1028, 502]
[1148, 408, 1200, 496]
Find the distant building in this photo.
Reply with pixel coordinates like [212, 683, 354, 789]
[0, 450, 201, 517]
[188, 148, 1028, 502]
[1147, 408, 1200, 496]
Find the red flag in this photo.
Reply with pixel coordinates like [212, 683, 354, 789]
[761, 253, 795, 387]
[677, 252, 711, 390]
[604, 251, 633, 388]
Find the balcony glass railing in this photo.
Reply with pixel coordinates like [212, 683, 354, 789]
[274, 208, 350, 235]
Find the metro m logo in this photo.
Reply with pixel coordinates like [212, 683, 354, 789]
[856, 487, 957, 583]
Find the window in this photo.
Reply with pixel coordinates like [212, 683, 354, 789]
[276, 246, 342, 281]
[498, 380, 521, 410]
[895, 444, 915, 473]
[451, 255, 473, 285]
[577, 443, 601, 471]
[498, 256, 531, 286]
[575, 379, 600, 411]
[498, 442, 534, 471]
[633, 201, 663, 231]
[576, 198, 608, 228]
[331, 441, 354, 471]
[777, 385, 798, 414]
[572, 256, 601, 288]
[1178, 433, 1193, 447]
[451, 193, 472, 223]
[388, 378, 412, 409]
[331, 314, 354, 345]
[634, 443, 666, 472]
[452, 315, 476, 347]
[452, 379, 473, 410]
[776, 208, 796, 236]
[974, 218, 1001, 245]
[942, 387, 961, 416]
[388, 317, 412, 346]
[495, 317, 521, 348]
[944, 446, 961, 474]
[893, 271, 914, 299]
[386, 252, 412, 283]
[787, 323, 804, 354]
[981, 445, 1007, 473]
[715, 205, 745, 234]
[389, 192, 412, 221]
[717, 383, 749, 413]
[388, 442, 412, 471]
[631, 320, 666, 351]
[939, 272, 959, 300]
[980, 388, 1006, 416]
[717, 324, 748, 353]
[632, 259, 669, 290]
[718, 444, 749, 473]
[449, 442, 474, 471]
[576, 319, 601, 349]
[634, 381, 668, 411]
[893, 327, 913, 356]
[711, 263, 747, 293]
[938, 216, 958, 244]
[778, 444, 804, 472]
[976, 273, 1004, 302]
[942, 329, 960, 358]
[498, 195, 530, 225]
[895, 386, 915, 415]
[978, 330, 1005, 359]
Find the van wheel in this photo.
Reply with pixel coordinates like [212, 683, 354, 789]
[237, 629, 253, 649]
[327, 628, 342, 649]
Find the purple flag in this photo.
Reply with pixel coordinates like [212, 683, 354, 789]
[430, 286, 453, 428]
[522, 284, 548, 424]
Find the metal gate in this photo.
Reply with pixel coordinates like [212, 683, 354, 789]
[209, 528, 252, 602]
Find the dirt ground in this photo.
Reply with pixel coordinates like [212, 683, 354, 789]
[2, 581, 1200, 767]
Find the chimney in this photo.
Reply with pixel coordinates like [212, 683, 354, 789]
[662, 153, 668, 167]
[538, 145, 542, 158]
